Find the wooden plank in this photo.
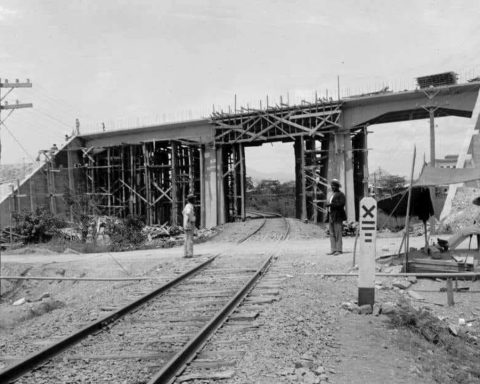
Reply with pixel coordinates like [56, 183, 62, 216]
[177, 370, 235, 382]
[289, 110, 338, 119]
[271, 114, 315, 134]
[189, 360, 237, 369]
[120, 179, 148, 205]
[59, 352, 172, 361]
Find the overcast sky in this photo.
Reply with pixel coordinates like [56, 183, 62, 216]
[1, 0, 480, 179]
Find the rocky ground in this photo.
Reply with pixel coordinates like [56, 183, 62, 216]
[1, 218, 480, 383]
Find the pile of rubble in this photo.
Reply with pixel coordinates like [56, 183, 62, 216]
[3, 216, 218, 252]
[143, 224, 217, 248]
[439, 186, 480, 233]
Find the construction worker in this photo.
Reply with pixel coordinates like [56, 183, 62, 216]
[182, 194, 196, 258]
[326, 179, 347, 255]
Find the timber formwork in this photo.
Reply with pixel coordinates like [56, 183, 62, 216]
[82, 141, 201, 226]
[211, 100, 348, 222]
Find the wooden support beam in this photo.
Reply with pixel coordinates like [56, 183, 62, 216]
[152, 182, 173, 204]
[239, 144, 246, 221]
[120, 179, 148, 205]
[29, 178, 35, 212]
[121, 146, 126, 218]
[107, 147, 112, 216]
[200, 146, 206, 228]
[232, 145, 238, 218]
[300, 135, 307, 221]
[271, 114, 317, 135]
[188, 147, 194, 195]
[142, 143, 152, 225]
[129, 145, 136, 216]
[67, 145, 75, 221]
[171, 141, 178, 226]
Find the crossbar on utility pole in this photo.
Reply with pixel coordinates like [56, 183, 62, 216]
[0, 79, 32, 88]
[1, 103, 33, 110]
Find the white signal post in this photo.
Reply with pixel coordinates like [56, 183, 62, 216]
[358, 197, 377, 306]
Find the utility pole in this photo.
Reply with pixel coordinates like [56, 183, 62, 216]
[0, 78, 32, 299]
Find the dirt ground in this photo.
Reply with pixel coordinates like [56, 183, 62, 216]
[1, 219, 479, 383]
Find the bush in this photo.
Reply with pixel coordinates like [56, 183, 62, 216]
[104, 215, 146, 251]
[12, 208, 66, 243]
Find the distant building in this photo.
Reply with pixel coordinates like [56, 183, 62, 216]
[436, 154, 459, 169]
[432, 154, 473, 169]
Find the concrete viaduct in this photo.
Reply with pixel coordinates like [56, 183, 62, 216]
[1, 82, 480, 229]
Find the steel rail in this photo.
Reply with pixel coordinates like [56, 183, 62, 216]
[237, 213, 267, 244]
[241, 211, 290, 243]
[148, 255, 273, 384]
[282, 217, 291, 241]
[0, 256, 216, 383]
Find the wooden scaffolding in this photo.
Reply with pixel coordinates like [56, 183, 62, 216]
[82, 141, 202, 226]
[211, 99, 344, 222]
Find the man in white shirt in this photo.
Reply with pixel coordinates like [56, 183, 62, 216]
[182, 194, 196, 258]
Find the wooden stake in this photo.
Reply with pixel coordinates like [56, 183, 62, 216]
[404, 146, 416, 271]
[446, 278, 455, 306]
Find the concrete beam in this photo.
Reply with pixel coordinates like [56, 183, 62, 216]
[203, 145, 218, 228]
[343, 83, 480, 128]
[81, 120, 215, 148]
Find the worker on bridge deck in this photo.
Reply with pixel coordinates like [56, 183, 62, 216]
[182, 194, 196, 258]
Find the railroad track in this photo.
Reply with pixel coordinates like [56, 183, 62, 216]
[1, 213, 290, 384]
[239, 211, 290, 243]
[0, 255, 273, 384]
[171, 212, 291, 383]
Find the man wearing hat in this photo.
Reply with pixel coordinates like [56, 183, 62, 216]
[326, 179, 347, 255]
[182, 194, 196, 258]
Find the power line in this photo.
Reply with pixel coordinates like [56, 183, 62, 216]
[1, 122, 37, 163]
[30, 108, 72, 129]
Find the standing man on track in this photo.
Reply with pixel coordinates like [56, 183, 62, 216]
[182, 194, 196, 258]
[326, 179, 347, 256]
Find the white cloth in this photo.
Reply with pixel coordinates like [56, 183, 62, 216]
[328, 193, 334, 212]
[182, 203, 196, 230]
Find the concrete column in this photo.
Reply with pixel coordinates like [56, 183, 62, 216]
[343, 132, 356, 222]
[204, 144, 218, 228]
[327, 131, 355, 222]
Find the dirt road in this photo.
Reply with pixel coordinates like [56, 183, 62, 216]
[1, 219, 479, 383]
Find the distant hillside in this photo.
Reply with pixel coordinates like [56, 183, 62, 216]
[246, 167, 294, 183]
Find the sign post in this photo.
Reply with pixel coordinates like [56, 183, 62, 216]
[358, 197, 377, 306]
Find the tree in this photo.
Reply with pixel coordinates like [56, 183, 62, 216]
[371, 168, 406, 197]
[246, 176, 255, 191]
